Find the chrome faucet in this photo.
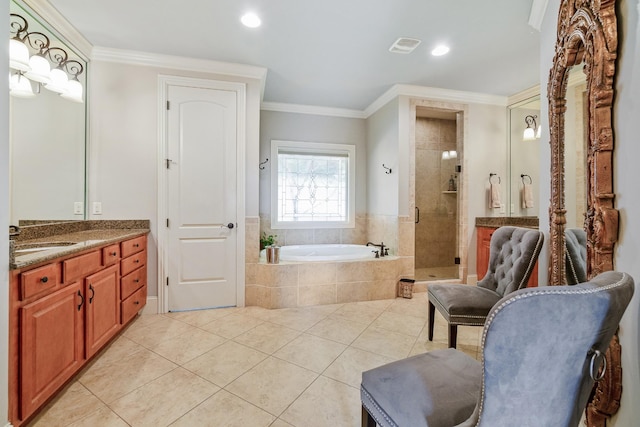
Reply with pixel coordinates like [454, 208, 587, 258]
[366, 241, 387, 257]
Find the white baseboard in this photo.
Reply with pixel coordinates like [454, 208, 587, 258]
[141, 296, 158, 315]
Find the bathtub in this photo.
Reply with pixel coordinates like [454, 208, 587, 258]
[261, 244, 377, 262]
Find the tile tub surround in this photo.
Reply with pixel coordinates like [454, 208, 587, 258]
[10, 220, 150, 269]
[246, 257, 411, 309]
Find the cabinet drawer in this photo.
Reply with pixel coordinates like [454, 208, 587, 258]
[121, 249, 146, 277]
[21, 263, 60, 300]
[121, 267, 147, 300]
[102, 244, 121, 266]
[121, 285, 147, 325]
[63, 250, 102, 284]
[121, 236, 146, 258]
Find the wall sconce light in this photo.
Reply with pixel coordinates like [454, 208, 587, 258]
[441, 150, 457, 160]
[523, 115, 541, 141]
[9, 13, 84, 103]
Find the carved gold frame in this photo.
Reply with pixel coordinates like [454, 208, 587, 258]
[548, 0, 619, 425]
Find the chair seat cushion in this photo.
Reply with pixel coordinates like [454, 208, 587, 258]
[361, 348, 481, 427]
[429, 284, 501, 325]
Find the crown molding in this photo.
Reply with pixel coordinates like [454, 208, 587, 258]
[528, 0, 549, 31]
[91, 46, 268, 85]
[364, 84, 508, 118]
[20, 0, 92, 60]
[261, 102, 366, 119]
[508, 86, 541, 106]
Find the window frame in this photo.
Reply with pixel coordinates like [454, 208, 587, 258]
[270, 140, 356, 230]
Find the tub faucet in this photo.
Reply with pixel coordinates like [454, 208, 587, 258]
[366, 241, 386, 257]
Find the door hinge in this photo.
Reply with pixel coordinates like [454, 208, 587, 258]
[166, 277, 169, 287]
[455, 164, 462, 173]
[455, 257, 461, 265]
[166, 218, 169, 227]
[166, 100, 170, 110]
[166, 158, 171, 169]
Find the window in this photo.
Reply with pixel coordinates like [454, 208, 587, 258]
[271, 140, 355, 229]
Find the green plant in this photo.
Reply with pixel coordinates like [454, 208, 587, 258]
[260, 232, 278, 248]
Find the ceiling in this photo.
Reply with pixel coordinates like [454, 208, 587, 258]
[46, 0, 541, 111]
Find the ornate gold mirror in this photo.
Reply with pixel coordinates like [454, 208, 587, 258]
[548, 0, 619, 425]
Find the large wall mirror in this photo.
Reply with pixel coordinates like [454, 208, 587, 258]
[9, 0, 88, 224]
[548, 0, 618, 425]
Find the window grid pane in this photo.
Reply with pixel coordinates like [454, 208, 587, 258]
[278, 153, 347, 222]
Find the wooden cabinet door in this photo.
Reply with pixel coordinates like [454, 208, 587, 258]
[476, 227, 496, 280]
[85, 264, 120, 358]
[20, 282, 84, 417]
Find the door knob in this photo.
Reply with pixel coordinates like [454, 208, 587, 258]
[222, 223, 234, 229]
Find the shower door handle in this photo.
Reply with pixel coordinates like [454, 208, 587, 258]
[415, 207, 420, 224]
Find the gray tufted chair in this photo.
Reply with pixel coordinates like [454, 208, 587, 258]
[361, 271, 635, 427]
[428, 226, 544, 348]
[565, 228, 587, 285]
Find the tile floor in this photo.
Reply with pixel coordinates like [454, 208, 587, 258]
[28, 292, 481, 427]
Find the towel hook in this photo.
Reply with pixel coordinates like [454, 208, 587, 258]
[259, 158, 269, 170]
[489, 173, 501, 184]
[521, 174, 532, 185]
[382, 164, 392, 174]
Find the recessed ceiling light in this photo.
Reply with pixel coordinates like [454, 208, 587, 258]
[241, 12, 261, 28]
[431, 45, 450, 56]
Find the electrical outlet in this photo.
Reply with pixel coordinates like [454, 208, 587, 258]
[73, 202, 84, 215]
[499, 203, 506, 214]
[92, 202, 102, 215]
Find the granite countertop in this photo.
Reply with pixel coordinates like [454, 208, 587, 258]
[475, 216, 539, 228]
[10, 220, 150, 270]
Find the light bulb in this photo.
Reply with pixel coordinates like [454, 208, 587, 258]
[10, 38, 31, 71]
[61, 78, 84, 103]
[523, 128, 536, 141]
[46, 67, 69, 93]
[9, 73, 35, 98]
[25, 54, 52, 84]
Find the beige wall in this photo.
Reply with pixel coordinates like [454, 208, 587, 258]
[88, 60, 263, 297]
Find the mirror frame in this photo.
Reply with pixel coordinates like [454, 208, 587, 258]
[548, 0, 618, 285]
[548, 1, 619, 425]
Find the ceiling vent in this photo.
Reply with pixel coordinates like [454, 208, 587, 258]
[389, 37, 422, 54]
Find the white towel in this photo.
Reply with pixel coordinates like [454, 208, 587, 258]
[522, 183, 534, 209]
[490, 183, 501, 208]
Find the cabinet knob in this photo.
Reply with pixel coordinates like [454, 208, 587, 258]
[134, 301, 140, 305]
[134, 279, 140, 283]
[133, 244, 139, 248]
[40, 276, 48, 283]
[134, 259, 140, 264]
[110, 252, 117, 257]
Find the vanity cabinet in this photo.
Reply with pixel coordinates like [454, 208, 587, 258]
[20, 282, 84, 417]
[476, 226, 538, 287]
[10, 233, 148, 426]
[85, 265, 121, 358]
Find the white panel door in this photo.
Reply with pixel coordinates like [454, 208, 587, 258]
[167, 85, 237, 311]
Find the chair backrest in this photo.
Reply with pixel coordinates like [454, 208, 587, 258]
[477, 226, 544, 296]
[565, 228, 588, 285]
[465, 271, 634, 427]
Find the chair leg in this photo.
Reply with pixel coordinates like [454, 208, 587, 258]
[448, 324, 458, 348]
[428, 300, 435, 341]
[362, 405, 376, 427]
